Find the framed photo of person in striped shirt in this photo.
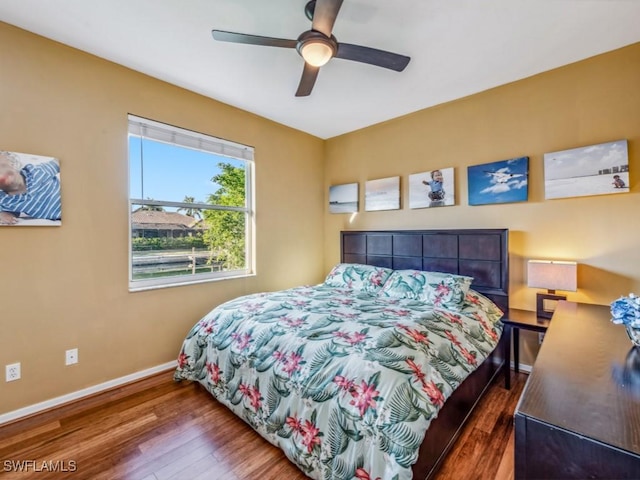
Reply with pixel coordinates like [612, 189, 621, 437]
[0, 150, 61, 226]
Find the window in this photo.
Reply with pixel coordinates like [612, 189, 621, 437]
[128, 115, 254, 290]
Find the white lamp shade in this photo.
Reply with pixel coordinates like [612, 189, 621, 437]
[527, 260, 577, 292]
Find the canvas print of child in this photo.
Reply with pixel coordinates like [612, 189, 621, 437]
[0, 150, 62, 226]
[409, 167, 455, 208]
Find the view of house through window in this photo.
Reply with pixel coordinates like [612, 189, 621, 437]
[128, 115, 254, 290]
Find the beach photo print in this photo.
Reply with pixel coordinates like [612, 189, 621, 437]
[0, 150, 61, 226]
[467, 156, 529, 206]
[544, 140, 629, 200]
[329, 182, 359, 213]
[365, 176, 400, 212]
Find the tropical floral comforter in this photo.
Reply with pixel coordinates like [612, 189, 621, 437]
[174, 285, 502, 480]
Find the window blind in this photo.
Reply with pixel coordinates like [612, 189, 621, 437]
[128, 114, 254, 161]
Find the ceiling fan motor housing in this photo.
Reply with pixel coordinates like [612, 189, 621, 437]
[304, 0, 316, 21]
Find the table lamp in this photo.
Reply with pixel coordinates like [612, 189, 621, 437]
[527, 260, 577, 318]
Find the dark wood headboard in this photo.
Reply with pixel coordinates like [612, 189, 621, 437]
[341, 229, 509, 312]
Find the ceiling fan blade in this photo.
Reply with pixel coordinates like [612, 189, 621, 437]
[335, 43, 410, 72]
[312, 0, 344, 37]
[295, 63, 320, 97]
[212, 30, 297, 48]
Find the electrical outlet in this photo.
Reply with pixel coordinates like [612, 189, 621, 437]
[6, 363, 21, 382]
[65, 348, 78, 366]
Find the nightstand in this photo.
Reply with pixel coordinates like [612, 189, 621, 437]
[502, 308, 550, 389]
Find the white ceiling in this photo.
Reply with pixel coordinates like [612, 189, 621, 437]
[1, 0, 639, 139]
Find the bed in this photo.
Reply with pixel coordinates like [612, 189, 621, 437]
[174, 228, 509, 480]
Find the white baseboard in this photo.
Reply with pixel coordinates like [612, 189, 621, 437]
[0, 358, 530, 426]
[512, 361, 533, 373]
[491, 355, 533, 374]
[0, 360, 177, 426]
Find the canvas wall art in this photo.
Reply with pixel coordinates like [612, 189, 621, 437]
[329, 182, 359, 213]
[544, 139, 629, 200]
[0, 150, 61, 226]
[467, 156, 529, 206]
[409, 167, 455, 208]
[365, 176, 400, 211]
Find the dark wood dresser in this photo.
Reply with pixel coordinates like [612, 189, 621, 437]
[514, 301, 640, 479]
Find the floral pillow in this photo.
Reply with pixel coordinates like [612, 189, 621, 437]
[324, 263, 393, 294]
[378, 269, 473, 308]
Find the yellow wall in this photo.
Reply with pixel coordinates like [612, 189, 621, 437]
[0, 23, 325, 415]
[324, 43, 640, 364]
[2, 18, 638, 415]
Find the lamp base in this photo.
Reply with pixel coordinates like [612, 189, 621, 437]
[536, 292, 566, 319]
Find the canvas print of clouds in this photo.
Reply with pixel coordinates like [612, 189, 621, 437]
[329, 182, 358, 213]
[544, 140, 629, 200]
[467, 156, 528, 206]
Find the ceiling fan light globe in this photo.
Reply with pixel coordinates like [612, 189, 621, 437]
[301, 41, 334, 67]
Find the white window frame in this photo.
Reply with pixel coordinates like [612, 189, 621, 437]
[127, 114, 255, 291]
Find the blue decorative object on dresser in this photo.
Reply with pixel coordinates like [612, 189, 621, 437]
[611, 293, 640, 347]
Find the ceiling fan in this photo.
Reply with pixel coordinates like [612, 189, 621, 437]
[212, 0, 411, 97]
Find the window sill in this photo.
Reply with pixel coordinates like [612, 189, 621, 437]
[129, 271, 256, 292]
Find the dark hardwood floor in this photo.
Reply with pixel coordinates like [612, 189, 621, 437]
[0, 370, 527, 480]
